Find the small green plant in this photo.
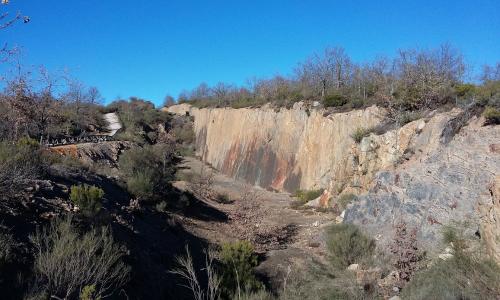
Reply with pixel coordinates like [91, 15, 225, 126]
[69, 184, 104, 217]
[351, 127, 372, 143]
[324, 94, 348, 107]
[80, 284, 101, 300]
[293, 189, 323, 203]
[326, 224, 375, 268]
[337, 193, 357, 210]
[219, 240, 261, 297]
[126, 171, 154, 200]
[396, 110, 422, 126]
[402, 223, 500, 299]
[483, 106, 500, 125]
[442, 225, 468, 251]
[155, 201, 167, 212]
[350, 98, 364, 109]
[215, 193, 233, 204]
[0, 228, 15, 271]
[401, 254, 500, 299]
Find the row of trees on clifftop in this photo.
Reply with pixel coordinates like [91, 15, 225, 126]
[171, 44, 499, 112]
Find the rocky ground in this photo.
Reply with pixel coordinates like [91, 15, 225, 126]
[173, 157, 338, 288]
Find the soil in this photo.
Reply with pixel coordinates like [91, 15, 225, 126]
[173, 157, 337, 288]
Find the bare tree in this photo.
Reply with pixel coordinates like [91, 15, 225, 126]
[296, 46, 352, 99]
[170, 245, 221, 300]
[212, 82, 233, 106]
[87, 86, 103, 105]
[163, 94, 175, 107]
[191, 82, 212, 101]
[1, 1, 29, 62]
[480, 62, 500, 83]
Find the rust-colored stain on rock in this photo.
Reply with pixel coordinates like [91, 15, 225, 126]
[220, 136, 300, 192]
[48, 145, 79, 158]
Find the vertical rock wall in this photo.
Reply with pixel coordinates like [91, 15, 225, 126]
[167, 104, 384, 192]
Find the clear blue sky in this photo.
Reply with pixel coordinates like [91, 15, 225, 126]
[2, 0, 499, 106]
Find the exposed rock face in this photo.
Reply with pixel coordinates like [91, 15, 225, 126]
[168, 103, 500, 262]
[49, 141, 132, 167]
[166, 103, 384, 193]
[479, 175, 500, 262]
[345, 116, 500, 257]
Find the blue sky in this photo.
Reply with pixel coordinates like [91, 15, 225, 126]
[1, 0, 499, 106]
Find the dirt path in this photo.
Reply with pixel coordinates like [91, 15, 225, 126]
[173, 157, 337, 286]
[103, 112, 122, 136]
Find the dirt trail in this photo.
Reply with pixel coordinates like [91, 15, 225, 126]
[173, 157, 337, 284]
[103, 112, 122, 136]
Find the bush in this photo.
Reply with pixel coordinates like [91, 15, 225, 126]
[119, 145, 175, 201]
[155, 201, 167, 212]
[172, 124, 195, 145]
[483, 106, 500, 125]
[396, 110, 422, 126]
[324, 94, 348, 107]
[337, 193, 357, 210]
[215, 193, 233, 204]
[126, 171, 155, 200]
[293, 189, 323, 203]
[0, 140, 45, 201]
[351, 127, 372, 143]
[219, 241, 261, 296]
[326, 224, 375, 268]
[401, 254, 500, 299]
[30, 217, 129, 299]
[238, 289, 274, 300]
[349, 98, 364, 109]
[402, 223, 500, 299]
[454, 83, 477, 98]
[278, 266, 371, 300]
[70, 184, 104, 217]
[79, 285, 99, 300]
[0, 229, 15, 271]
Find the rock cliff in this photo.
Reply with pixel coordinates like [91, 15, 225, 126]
[166, 103, 500, 261]
[345, 114, 500, 257]
[166, 103, 384, 193]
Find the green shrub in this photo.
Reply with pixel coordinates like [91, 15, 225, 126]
[0, 229, 15, 271]
[401, 254, 500, 299]
[396, 110, 422, 126]
[155, 201, 167, 212]
[80, 284, 100, 300]
[172, 124, 195, 145]
[324, 94, 348, 107]
[337, 193, 357, 210]
[70, 184, 104, 217]
[293, 189, 323, 203]
[220, 240, 261, 296]
[326, 224, 375, 268]
[126, 171, 155, 200]
[215, 193, 233, 204]
[279, 267, 371, 300]
[349, 98, 364, 109]
[351, 127, 372, 143]
[30, 217, 129, 299]
[483, 106, 500, 124]
[17, 137, 40, 148]
[0, 141, 45, 200]
[454, 83, 477, 98]
[119, 145, 175, 201]
[238, 289, 274, 300]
